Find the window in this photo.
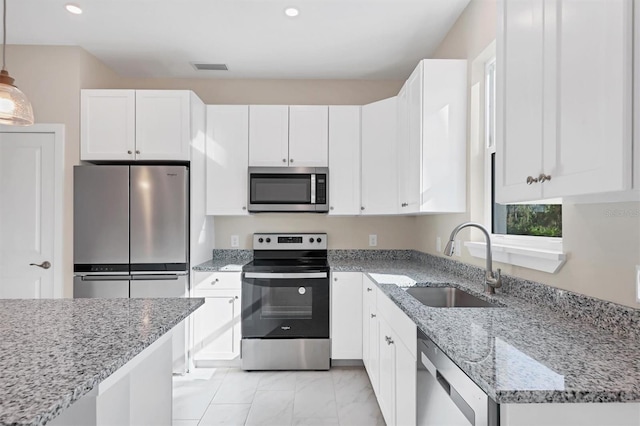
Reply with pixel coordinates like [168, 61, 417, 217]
[485, 59, 562, 239]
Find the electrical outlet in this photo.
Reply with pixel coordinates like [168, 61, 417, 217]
[369, 234, 378, 247]
[230, 235, 239, 248]
[455, 239, 462, 257]
[436, 237, 441, 252]
[636, 266, 640, 303]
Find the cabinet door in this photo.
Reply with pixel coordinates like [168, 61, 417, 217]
[81, 90, 135, 161]
[635, 0, 640, 190]
[206, 105, 250, 215]
[135, 90, 191, 161]
[331, 272, 363, 359]
[495, 0, 544, 203]
[289, 106, 329, 167]
[248, 105, 289, 167]
[361, 97, 399, 215]
[378, 316, 396, 426]
[542, 0, 632, 197]
[397, 82, 411, 213]
[193, 292, 241, 361]
[403, 64, 423, 213]
[329, 106, 361, 215]
[421, 60, 467, 213]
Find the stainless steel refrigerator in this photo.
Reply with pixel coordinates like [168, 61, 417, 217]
[73, 164, 189, 298]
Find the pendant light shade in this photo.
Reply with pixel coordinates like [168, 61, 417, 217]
[0, 0, 33, 126]
[0, 69, 34, 126]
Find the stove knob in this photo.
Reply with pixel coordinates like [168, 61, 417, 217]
[266, 238, 271, 243]
[317, 237, 322, 243]
[258, 238, 264, 243]
[309, 238, 315, 243]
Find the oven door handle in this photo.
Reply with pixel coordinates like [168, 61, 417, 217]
[243, 272, 328, 279]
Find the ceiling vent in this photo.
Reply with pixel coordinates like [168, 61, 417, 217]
[192, 63, 228, 71]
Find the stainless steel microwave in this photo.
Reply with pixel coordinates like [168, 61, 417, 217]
[247, 167, 329, 213]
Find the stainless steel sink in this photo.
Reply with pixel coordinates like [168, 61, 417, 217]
[405, 286, 501, 308]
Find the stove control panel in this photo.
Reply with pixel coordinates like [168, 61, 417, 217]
[253, 233, 327, 250]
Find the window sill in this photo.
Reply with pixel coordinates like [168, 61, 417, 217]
[464, 241, 566, 274]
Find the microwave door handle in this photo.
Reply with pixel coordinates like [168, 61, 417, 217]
[311, 174, 316, 204]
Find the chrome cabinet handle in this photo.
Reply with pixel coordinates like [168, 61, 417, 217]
[30, 261, 51, 269]
[526, 176, 539, 185]
[242, 206, 247, 210]
[211, 278, 219, 285]
[330, 206, 334, 211]
[334, 277, 338, 281]
[135, 150, 140, 154]
[386, 336, 394, 345]
[282, 158, 286, 163]
[228, 296, 239, 303]
[367, 288, 372, 292]
[127, 150, 132, 154]
[361, 206, 365, 210]
[401, 202, 408, 207]
[538, 173, 552, 183]
[290, 158, 294, 163]
[371, 313, 376, 318]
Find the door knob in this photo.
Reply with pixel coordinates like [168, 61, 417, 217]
[29, 261, 51, 269]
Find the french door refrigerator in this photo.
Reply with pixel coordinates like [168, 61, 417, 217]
[73, 165, 190, 371]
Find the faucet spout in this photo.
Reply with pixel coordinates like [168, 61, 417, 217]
[444, 222, 502, 294]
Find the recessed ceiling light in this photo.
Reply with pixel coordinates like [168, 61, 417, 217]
[284, 7, 299, 17]
[65, 3, 83, 15]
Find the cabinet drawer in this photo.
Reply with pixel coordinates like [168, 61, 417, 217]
[193, 272, 241, 293]
[377, 291, 416, 359]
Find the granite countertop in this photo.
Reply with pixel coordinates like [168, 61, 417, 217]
[193, 252, 640, 404]
[0, 298, 204, 426]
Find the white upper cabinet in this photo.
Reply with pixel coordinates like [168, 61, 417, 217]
[248, 105, 329, 167]
[81, 90, 195, 162]
[328, 106, 361, 215]
[81, 90, 136, 161]
[206, 105, 250, 216]
[361, 96, 398, 215]
[496, 0, 633, 203]
[397, 60, 467, 214]
[289, 106, 329, 167]
[248, 105, 289, 167]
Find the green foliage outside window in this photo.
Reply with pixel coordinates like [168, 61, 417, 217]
[505, 205, 562, 237]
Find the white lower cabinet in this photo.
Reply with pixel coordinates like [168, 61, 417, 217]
[361, 274, 417, 426]
[331, 272, 363, 359]
[191, 272, 241, 365]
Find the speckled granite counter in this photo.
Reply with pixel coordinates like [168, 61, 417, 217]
[193, 249, 640, 404]
[0, 298, 204, 426]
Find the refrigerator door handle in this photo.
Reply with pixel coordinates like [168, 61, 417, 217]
[130, 271, 188, 277]
[80, 275, 132, 281]
[131, 275, 180, 281]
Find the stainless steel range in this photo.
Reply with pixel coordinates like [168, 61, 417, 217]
[241, 233, 330, 371]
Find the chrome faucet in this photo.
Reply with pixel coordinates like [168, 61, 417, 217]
[443, 222, 502, 294]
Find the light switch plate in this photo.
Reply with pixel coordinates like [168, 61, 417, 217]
[231, 235, 239, 248]
[436, 237, 442, 252]
[369, 234, 378, 247]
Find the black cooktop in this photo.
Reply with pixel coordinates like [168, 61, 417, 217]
[242, 258, 329, 273]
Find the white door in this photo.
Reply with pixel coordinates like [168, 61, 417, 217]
[288, 106, 329, 167]
[248, 105, 289, 167]
[0, 130, 59, 298]
[328, 106, 361, 215]
[205, 105, 250, 215]
[193, 293, 241, 361]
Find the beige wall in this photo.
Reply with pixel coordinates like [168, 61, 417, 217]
[417, 0, 640, 309]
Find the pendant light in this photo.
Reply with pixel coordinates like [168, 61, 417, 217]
[0, 0, 33, 126]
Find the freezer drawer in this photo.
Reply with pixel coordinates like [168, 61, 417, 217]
[73, 275, 130, 298]
[130, 275, 188, 298]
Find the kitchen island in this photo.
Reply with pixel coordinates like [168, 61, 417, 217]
[0, 297, 203, 426]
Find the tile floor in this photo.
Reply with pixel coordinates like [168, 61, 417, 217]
[172, 367, 386, 426]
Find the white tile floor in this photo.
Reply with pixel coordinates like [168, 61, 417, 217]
[173, 367, 385, 426]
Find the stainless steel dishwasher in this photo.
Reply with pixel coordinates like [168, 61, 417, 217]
[417, 330, 498, 426]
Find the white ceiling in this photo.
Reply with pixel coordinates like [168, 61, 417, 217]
[10, 0, 470, 80]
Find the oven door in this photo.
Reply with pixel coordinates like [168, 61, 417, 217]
[241, 271, 329, 338]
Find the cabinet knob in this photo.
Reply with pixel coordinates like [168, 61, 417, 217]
[127, 150, 132, 154]
[282, 158, 287, 163]
[361, 206, 365, 211]
[371, 313, 376, 318]
[290, 158, 294, 163]
[136, 150, 141, 154]
[367, 288, 372, 292]
[526, 176, 539, 185]
[330, 206, 334, 211]
[334, 277, 338, 281]
[242, 206, 247, 210]
[538, 173, 552, 183]
[385, 336, 394, 345]
[211, 278, 219, 285]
